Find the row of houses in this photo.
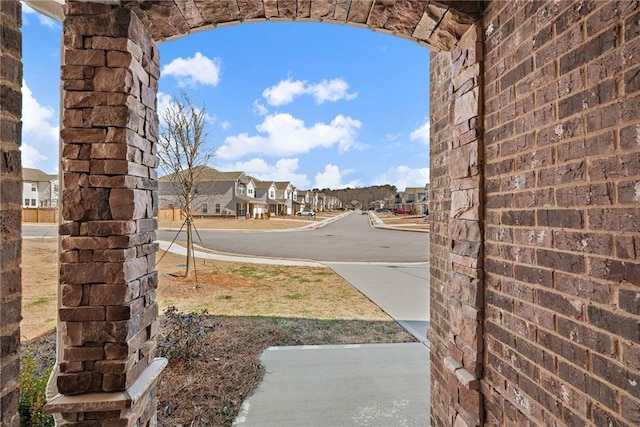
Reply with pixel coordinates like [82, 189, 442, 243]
[21, 166, 428, 219]
[158, 166, 342, 218]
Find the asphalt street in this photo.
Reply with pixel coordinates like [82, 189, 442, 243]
[158, 212, 430, 263]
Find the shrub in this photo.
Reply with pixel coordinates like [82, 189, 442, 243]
[19, 346, 54, 427]
[158, 306, 209, 362]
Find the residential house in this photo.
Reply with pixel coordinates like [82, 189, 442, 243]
[296, 190, 313, 211]
[158, 166, 266, 218]
[273, 181, 295, 215]
[251, 178, 279, 216]
[404, 185, 430, 214]
[22, 167, 58, 208]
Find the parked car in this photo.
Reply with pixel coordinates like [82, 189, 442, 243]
[376, 208, 390, 212]
[297, 210, 315, 216]
[393, 208, 409, 215]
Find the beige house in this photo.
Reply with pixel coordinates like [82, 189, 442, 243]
[158, 166, 265, 218]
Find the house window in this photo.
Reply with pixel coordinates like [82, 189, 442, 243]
[202, 203, 208, 214]
[269, 191, 275, 198]
[24, 199, 29, 206]
[238, 185, 245, 195]
[215, 203, 221, 214]
[31, 183, 36, 191]
[31, 199, 37, 206]
[53, 184, 59, 193]
[248, 188, 254, 195]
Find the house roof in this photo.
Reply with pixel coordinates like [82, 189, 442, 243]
[23, 168, 57, 182]
[250, 177, 275, 190]
[159, 166, 246, 183]
[273, 181, 292, 190]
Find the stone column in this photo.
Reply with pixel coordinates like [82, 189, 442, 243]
[428, 24, 485, 427]
[0, 1, 23, 426]
[445, 26, 484, 427]
[45, 2, 165, 425]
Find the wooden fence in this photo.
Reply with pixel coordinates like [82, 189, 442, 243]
[22, 208, 58, 223]
[157, 208, 185, 222]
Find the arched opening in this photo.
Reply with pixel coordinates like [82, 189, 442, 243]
[9, 1, 484, 426]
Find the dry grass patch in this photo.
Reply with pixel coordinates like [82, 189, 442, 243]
[22, 239, 415, 427]
[21, 239, 58, 340]
[157, 251, 387, 321]
[159, 216, 314, 230]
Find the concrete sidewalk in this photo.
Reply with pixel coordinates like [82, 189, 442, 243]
[233, 343, 429, 427]
[232, 262, 431, 426]
[324, 263, 430, 346]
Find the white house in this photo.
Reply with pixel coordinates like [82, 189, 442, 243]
[22, 168, 58, 208]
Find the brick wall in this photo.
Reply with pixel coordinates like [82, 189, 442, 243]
[429, 23, 485, 426]
[0, 1, 22, 426]
[482, 1, 640, 425]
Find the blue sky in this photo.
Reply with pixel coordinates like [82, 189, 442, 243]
[21, 3, 431, 190]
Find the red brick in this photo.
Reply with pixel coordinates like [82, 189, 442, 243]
[555, 272, 612, 305]
[588, 304, 639, 342]
[539, 330, 588, 368]
[537, 249, 584, 274]
[626, 8, 640, 42]
[556, 183, 613, 207]
[514, 265, 553, 286]
[538, 161, 585, 187]
[593, 352, 640, 395]
[554, 230, 612, 255]
[588, 152, 640, 181]
[537, 209, 583, 229]
[621, 395, 640, 425]
[590, 257, 640, 285]
[558, 80, 616, 119]
[559, 29, 617, 75]
[537, 289, 583, 319]
[588, 208, 640, 232]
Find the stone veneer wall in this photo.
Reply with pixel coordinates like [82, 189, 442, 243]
[429, 24, 484, 427]
[45, 2, 164, 425]
[0, 1, 22, 426]
[481, 1, 640, 425]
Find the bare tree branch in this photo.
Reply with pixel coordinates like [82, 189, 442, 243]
[157, 92, 215, 278]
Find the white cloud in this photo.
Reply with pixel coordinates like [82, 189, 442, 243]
[22, 80, 58, 143]
[262, 78, 357, 106]
[307, 79, 358, 104]
[314, 164, 360, 189]
[216, 113, 363, 160]
[156, 91, 173, 118]
[410, 119, 430, 145]
[252, 100, 269, 116]
[262, 79, 306, 107]
[161, 52, 221, 87]
[220, 121, 231, 131]
[20, 143, 47, 168]
[22, 3, 59, 28]
[218, 157, 310, 188]
[374, 166, 430, 190]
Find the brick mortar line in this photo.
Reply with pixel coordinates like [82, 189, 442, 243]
[485, 333, 640, 406]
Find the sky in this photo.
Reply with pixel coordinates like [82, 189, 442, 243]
[21, 3, 431, 191]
